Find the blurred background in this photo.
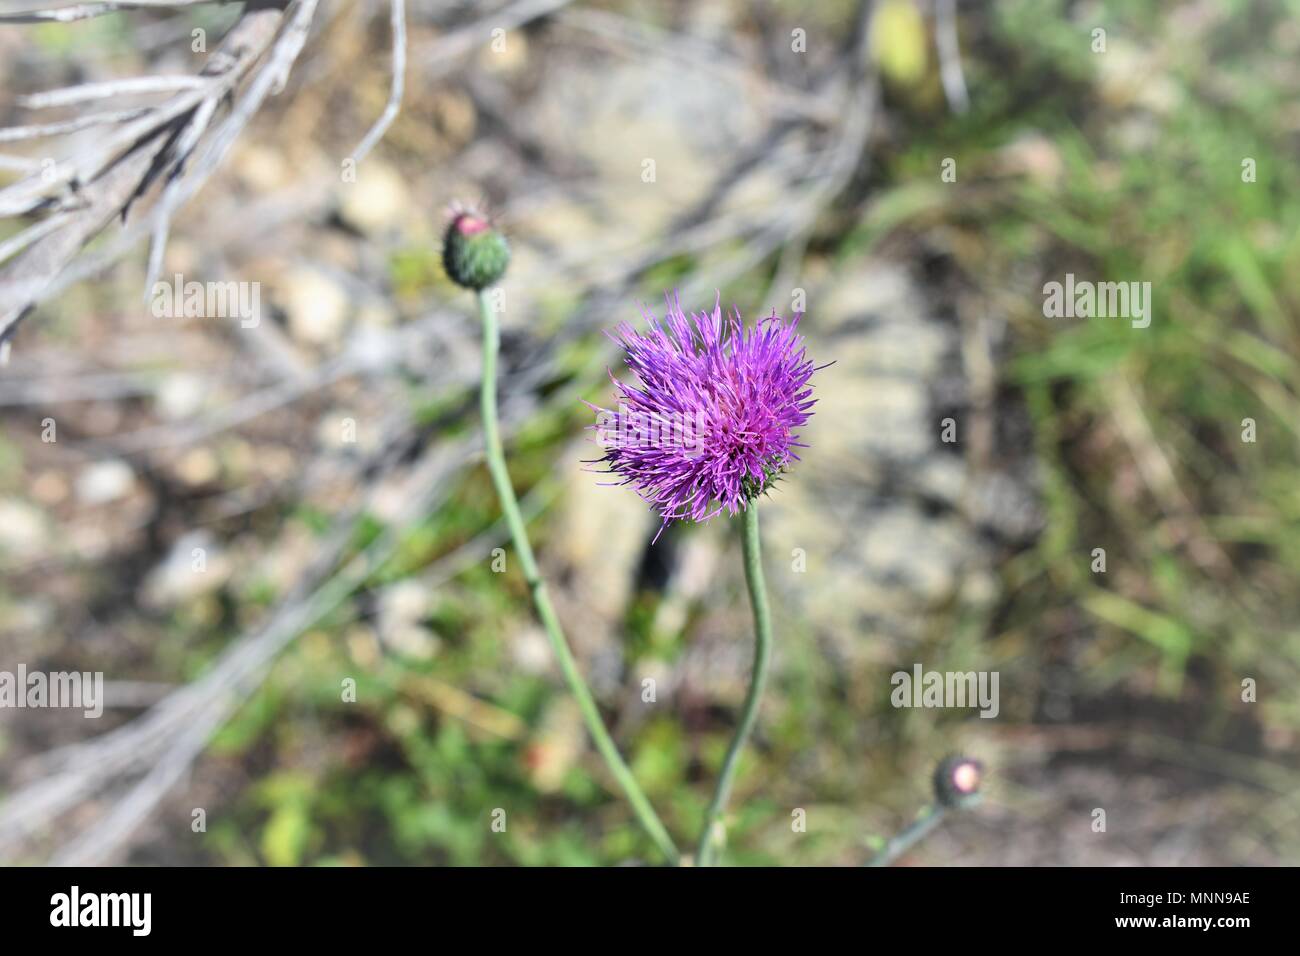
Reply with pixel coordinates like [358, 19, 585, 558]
[0, 0, 1297, 865]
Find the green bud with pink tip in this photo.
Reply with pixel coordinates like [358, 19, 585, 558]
[442, 208, 510, 291]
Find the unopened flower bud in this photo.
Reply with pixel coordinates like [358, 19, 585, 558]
[933, 755, 983, 809]
[442, 209, 510, 290]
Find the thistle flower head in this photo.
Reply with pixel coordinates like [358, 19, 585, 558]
[933, 755, 984, 809]
[589, 295, 821, 539]
[442, 202, 509, 290]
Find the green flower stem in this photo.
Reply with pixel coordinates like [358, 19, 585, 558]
[864, 806, 948, 867]
[696, 503, 773, 866]
[475, 289, 679, 866]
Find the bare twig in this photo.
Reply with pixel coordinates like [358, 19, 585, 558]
[0, 108, 151, 143]
[142, 0, 321, 298]
[0, 154, 43, 172]
[934, 0, 970, 114]
[141, 95, 220, 296]
[17, 76, 209, 108]
[559, 8, 838, 124]
[0, 0, 319, 347]
[418, 0, 575, 77]
[348, 0, 406, 165]
[0, 0, 224, 25]
[0, 213, 70, 265]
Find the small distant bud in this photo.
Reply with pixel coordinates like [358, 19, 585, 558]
[442, 207, 510, 290]
[933, 755, 983, 809]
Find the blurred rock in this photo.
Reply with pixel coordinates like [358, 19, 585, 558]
[379, 579, 429, 624]
[760, 257, 1036, 652]
[346, 324, 401, 372]
[546, 438, 656, 647]
[377, 580, 439, 661]
[525, 49, 764, 236]
[155, 373, 207, 420]
[995, 132, 1064, 186]
[382, 624, 439, 661]
[355, 302, 397, 328]
[429, 89, 476, 151]
[0, 597, 54, 636]
[0, 498, 46, 558]
[174, 448, 221, 487]
[75, 459, 135, 505]
[477, 28, 529, 74]
[30, 471, 69, 507]
[236, 142, 291, 192]
[512, 626, 554, 676]
[338, 160, 409, 235]
[282, 267, 350, 345]
[652, 528, 723, 637]
[139, 530, 232, 608]
[316, 408, 379, 453]
[523, 698, 584, 793]
[346, 625, 382, 670]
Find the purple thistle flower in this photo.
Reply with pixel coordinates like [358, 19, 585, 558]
[588, 295, 822, 539]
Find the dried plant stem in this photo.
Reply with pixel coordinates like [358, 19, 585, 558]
[696, 503, 773, 866]
[475, 289, 679, 865]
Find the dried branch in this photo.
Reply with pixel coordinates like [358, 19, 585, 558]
[0, 108, 151, 142]
[934, 0, 970, 114]
[418, 0, 576, 78]
[17, 75, 209, 108]
[0, 212, 70, 265]
[0, 0, 225, 25]
[347, 0, 406, 166]
[0, 0, 320, 348]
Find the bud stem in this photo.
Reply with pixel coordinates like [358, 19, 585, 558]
[475, 289, 679, 865]
[696, 503, 773, 866]
[864, 805, 949, 867]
